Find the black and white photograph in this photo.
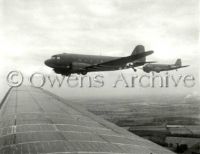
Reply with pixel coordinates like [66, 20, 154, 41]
[0, 0, 199, 153]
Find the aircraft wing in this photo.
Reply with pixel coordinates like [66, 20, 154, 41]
[130, 61, 157, 67]
[0, 86, 174, 154]
[82, 50, 153, 71]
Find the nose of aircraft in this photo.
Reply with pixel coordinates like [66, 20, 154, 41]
[44, 59, 52, 67]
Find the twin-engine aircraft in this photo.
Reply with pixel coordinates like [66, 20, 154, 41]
[45, 45, 154, 76]
[143, 59, 189, 73]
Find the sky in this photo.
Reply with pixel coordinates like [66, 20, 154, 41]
[0, 0, 199, 100]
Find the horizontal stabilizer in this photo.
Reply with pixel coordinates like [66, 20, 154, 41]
[181, 65, 190, 68]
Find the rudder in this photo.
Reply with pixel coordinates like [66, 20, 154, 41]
[132, 45, 145, 55]
[131, 45, 145, 62]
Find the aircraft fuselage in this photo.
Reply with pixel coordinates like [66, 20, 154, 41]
[45, 53, 125, 75]
[143, 64, 181, 73]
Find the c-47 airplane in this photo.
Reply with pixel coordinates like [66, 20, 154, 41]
[143, 58, 189, 73]
[45, 45, 154, 76]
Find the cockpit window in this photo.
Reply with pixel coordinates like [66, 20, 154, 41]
[51, 56, 60, 60]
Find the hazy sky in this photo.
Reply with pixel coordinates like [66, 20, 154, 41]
[0, 0, 199, 99]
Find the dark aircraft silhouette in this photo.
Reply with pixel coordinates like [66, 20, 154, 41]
[45, 45, 154, 76]
[143, 59, 189, 73]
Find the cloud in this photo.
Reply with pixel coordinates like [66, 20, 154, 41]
[1, 0, 198, 54]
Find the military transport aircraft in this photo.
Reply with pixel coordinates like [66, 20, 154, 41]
[143, 59, 189, 73]
[45, 45, 154, 76]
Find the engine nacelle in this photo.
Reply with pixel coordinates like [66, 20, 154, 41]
[71, 62, 90, 70]
[53, 68, 71, 76]
[53, 68, 65, 74]
[154, 67, 161, 73]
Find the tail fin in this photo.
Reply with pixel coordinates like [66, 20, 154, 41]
[132, 45, 145, 55]
[175, 59, 182, 66]
[131, 45, 145, 62]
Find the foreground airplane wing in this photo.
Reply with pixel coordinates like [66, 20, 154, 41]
[81, 51, 153, 71]
[0, 86, 174, 154]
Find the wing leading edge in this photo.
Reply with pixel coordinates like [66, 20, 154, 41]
[0, 86, 175, 154]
